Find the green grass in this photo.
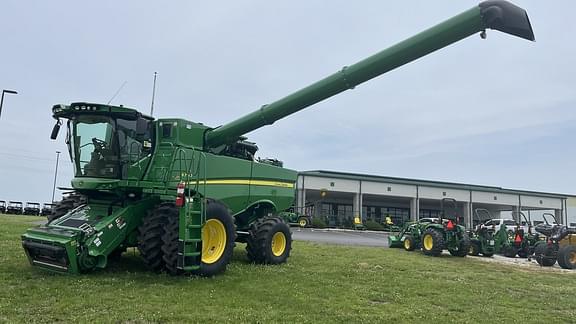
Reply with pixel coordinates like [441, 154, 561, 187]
[1, 215, 575, 323]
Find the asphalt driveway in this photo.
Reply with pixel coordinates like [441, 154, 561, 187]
[291, 227, 389, 247]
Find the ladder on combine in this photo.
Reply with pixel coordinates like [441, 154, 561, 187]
[165, 147, 208, 272]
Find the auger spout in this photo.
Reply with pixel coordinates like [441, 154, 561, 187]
[204, 1, 534, 148]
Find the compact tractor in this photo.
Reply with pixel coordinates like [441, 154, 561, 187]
[389, 198, 471, 257]
[533, 214, 576, 269]
[493, 211, 540, 258]
[419, 199, 471, 257]
[22, 1, 535, 275]
[467, 208, 495, 257]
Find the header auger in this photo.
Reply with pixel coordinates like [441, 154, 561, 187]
[22, 1, 534, 275]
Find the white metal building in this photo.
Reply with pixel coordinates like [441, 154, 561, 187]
[296, 170, 572, 228]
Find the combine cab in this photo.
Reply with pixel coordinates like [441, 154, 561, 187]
[22, 1, 535, 275]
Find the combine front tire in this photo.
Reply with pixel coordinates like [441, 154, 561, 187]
[48, 193, 86, 223]
[422, 228, 444, 257]
[557, 245, 576, 269]
[247, 217, 292, 264]
[137, 204, 172, 272]
[195, 202, 236, 276]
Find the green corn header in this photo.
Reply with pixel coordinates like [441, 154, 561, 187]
[22, 1, 535, 275]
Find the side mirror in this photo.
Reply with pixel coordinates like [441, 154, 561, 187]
[136, 118, 149, 136]
[50, 120, 62, 140]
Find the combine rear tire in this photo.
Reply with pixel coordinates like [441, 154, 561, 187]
[48, 193, 86, 223]
[138, 203, 172, 272]
[557, 245, 576, 269]
[403, 235, 416, 251]
[247, 217, 292, 264]
[534, 242, 556, 267]
[422, 228, 444, 257]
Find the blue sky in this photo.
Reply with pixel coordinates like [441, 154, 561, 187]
[1, 0, 575, 204]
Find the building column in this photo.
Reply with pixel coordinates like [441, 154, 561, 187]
[463, 202, 471, 228]
[512, 206, 520, 223]
[410, 198, 419, 221]
[555, 208, 563, 224]
[353, 193, 363, 221]
[297, 188, 306, 215]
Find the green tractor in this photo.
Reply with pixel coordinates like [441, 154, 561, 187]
[533, 214, 576, 269]
[493, 211, 540, 258]
[467, 208, 495, 257]
[277, 210, 312, 228]
[21, 1, 535, 275]
[419, 198, 471, 257]
[388, 221, 419, 250]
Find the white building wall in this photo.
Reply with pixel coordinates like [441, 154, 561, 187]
[303, 177, 359, 193]
[361, 181, 416, 198]
[520, 195, 562, 209]
[471, 191, 518, 205]
[419, 186, 469, 202]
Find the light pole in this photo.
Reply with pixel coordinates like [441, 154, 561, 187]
[51, 151, 61, 203]
[0, 89, 18, 119]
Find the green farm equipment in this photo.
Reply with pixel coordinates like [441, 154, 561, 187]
[390, 199, 472, 257]
[388, 218, 435, 250]
[21, 1, 535, 275]
[467, 208, 495, 257]
[493, 211, 540, 258]
[533, 214, 576, 269]
[420, 198, 471, 257]
[277, 210, 311, 228]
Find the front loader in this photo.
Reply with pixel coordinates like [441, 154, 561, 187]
[22, 1, 535, 275]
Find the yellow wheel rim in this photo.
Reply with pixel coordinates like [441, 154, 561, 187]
[570, 251, 576, 265]
[299, 219, 307, 227]
[202, 219, 227, 264]
[423, 234, 434, 251]
[469, 246, 475, 254]
[271, 232, 287, 257]
[404, 239, 411, 250]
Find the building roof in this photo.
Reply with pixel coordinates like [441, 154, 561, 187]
[300, 170, 573, 199]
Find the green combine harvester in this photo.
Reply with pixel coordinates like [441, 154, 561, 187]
[22, 1, 535, 275]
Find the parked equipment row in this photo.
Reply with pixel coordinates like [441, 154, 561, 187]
[389, 199, 576, 270]
[0, 200, 54, 216]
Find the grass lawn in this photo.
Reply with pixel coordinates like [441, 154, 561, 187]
[1, 215, 575, 323]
